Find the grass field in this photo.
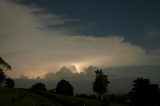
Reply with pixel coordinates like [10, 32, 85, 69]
[49, 92, 101, 106]
[0, 88, 61, 106]
[0, 88, 124, 106]
[42, 92, 125, 106]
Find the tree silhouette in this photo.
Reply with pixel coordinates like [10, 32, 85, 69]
[129, 77, 160, 106]
[55, 79, 73, 96]
[93, 69, 109, 96]
[5, 78, 15, 88]
[0, 57, 11, 71]
[31, 82, 47, 91]
[0, 57, 11, 87]
[0, 69, 6, 87]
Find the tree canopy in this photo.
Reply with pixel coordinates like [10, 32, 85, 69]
[0, 57, 11, 87]
[31, 82, 47, 91]
[129, 77, 160, 106]
[0, 57, 11, 71]
[55, 79, 73, 96]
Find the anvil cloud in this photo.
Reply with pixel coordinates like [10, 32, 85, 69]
[0, 0, 158, 78]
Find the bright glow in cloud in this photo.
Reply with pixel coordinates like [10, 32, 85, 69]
[0, 0, 158, 78]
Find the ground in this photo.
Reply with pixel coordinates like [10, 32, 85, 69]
[0, 88, 124, 106]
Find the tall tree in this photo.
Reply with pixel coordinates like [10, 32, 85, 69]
[93, 69, 109, 96]
[55, 79, 73, 96]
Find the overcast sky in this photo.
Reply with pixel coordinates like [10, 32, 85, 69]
[0, 0, 160, 93]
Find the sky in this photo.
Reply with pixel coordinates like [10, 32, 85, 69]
[0, 0, 160, 94]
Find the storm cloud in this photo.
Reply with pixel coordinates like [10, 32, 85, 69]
[0, 0, 159, 79]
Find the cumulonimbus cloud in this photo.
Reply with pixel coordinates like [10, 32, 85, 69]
[0, 0, 158, 78]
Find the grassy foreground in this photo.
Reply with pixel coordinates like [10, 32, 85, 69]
[0, 88, 60, 106]
[0, 88, 124, 106]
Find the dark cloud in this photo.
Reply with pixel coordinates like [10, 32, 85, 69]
[138, 23, 160, 50]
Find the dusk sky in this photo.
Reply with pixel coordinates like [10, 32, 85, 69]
[0, 0, 160, 93]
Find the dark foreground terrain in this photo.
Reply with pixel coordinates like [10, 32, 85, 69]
[0, 88, 123, 106]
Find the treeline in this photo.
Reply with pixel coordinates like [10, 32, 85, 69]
[29, 70, 160, 106]
[1, 57, 160, 106]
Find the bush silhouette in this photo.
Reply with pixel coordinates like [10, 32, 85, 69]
[31, 82, 47, 91]
[5, 78, 15, 88]
[55, 79, 73, 96]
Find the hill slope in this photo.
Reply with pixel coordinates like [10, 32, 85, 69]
[0, 88, 123, 106]
[0, 88, 61, 106]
